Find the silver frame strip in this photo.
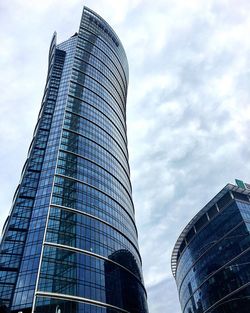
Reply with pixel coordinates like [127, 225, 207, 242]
[36, 291, 130, 313]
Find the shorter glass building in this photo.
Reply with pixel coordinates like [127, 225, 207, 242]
[171, 183, 250, 313]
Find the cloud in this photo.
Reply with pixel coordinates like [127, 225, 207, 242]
[124, 0, 250, 311]
[147, 277, 181, 313]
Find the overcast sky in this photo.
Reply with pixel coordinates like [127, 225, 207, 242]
[1, 0, 250, 312]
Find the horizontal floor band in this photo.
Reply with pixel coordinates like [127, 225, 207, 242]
[67, 91, 126, 136]
[78, 26, 127, 83]
[203, 282, 250, 313]
[50, 203, 139, 254]
[62, 126, 130, 178]
[35, 291, 130, 313]
[74, 42, 126, 94]
[55, 172, 134, 217]
[178, 219, 245, 292]
[183, 246, 250, 312]
[59, 147, 132, 200]
[43, 241, 147, 296]
[59, 145, 131, 198]
[65, 107, 128, 159]
[67, 92, 127, 144]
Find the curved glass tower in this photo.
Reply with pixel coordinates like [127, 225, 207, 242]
[171, 183, 250, 313]
[0, 7, 148, 313]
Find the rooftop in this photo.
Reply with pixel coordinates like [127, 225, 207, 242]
[171, 182, 250, 278]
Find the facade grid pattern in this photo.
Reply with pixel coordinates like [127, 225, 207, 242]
[172, 185, 250, 313]
[0, 6, 148, 313]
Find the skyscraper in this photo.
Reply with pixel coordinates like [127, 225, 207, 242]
[0, 6, 148, 313]
[171, 182, 250, 313]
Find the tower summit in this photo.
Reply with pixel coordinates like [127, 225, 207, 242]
[0, 6, 149, 313]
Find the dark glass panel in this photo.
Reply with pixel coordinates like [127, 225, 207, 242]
[194, 214, 208, 232]
[186, 227, 195, 244]
[217, 192, 232, 210]
[232, 191, 249, 202]
[207, 205, 218, 220]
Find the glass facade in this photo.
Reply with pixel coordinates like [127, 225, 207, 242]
[0, 6, 148, 313]
[171, 184, 250, 313]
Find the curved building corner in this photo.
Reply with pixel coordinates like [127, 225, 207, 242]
[171, 182, 250, 313]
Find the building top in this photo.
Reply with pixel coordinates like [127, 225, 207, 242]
[83, 7, 128, 72]
[56, 6, 129, 80]
[171, 181, 250, 277]
[84, 6, 120, 47]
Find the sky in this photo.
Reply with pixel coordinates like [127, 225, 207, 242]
[1, 0, 250, 312]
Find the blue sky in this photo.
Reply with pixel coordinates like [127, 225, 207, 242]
[1, 0, 250, 312]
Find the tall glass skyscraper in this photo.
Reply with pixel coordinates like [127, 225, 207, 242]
[171, 183, 250, 313]
[0, 6, 148, 313]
